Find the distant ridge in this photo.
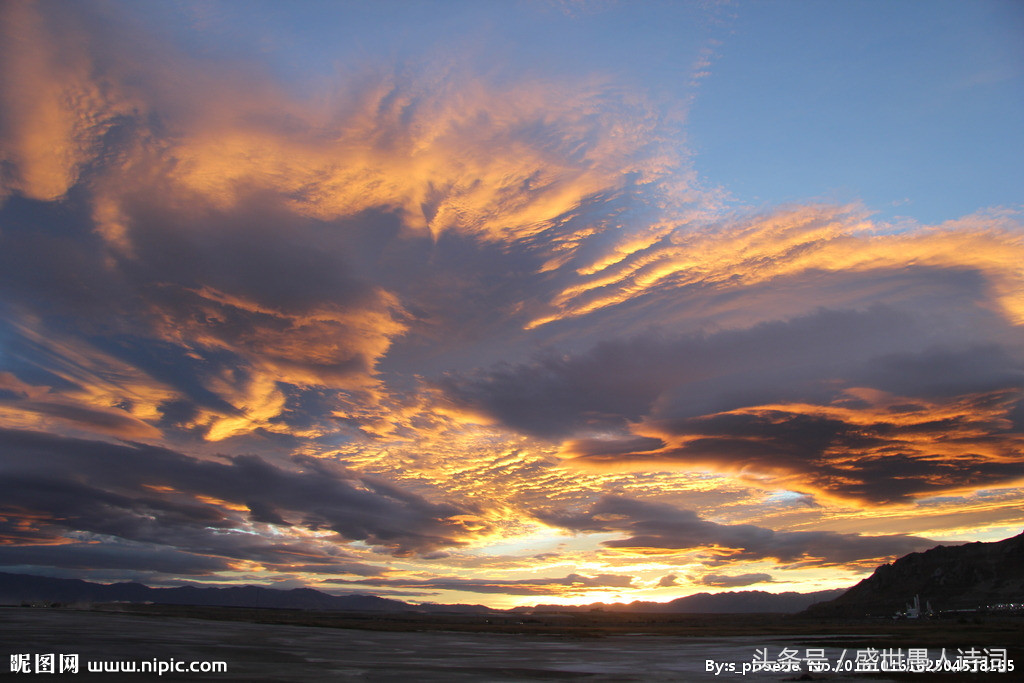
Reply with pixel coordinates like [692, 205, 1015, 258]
[516, 589, 845, 614]
[802, 530, 1024, 618]
[0, 571, 839, 614]
[0, 572, 417, 612]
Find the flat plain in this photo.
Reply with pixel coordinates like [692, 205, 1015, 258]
[2, 606, 1021, 681]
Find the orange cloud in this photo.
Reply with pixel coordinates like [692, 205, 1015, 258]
[0, 322, 172, 440]
[165, 76, 664, 243]
[0, 1, 693, 444]
[139, 283, 407, 440]
[0, 2, 678, 249]
[560, 387, 1024, 505]
[529, 204, 1024, 328]
[2, 0, 1021, 600]
[0, 1, 122, 200]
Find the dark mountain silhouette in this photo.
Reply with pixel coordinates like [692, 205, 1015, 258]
[662, 589, 845, 613]
[0, 572, 422, 612]
[1, 571, 839, 614]
[517, 590, 844, 614]
[7, 533, 1023, 618]
[802, 530, 1024, 618]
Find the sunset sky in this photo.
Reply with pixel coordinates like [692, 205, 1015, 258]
[1, 0, 1022, 609]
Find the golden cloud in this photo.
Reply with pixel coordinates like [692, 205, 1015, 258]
[530, 205, 1024, 328]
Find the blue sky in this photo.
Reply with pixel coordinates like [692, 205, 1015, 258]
[688, 0, 1024, 224]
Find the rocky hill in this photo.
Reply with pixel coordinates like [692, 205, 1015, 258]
[802, 530, 1024, 618]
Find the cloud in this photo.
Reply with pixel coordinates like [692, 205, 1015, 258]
[0, 1, 681, 243]
[0, 428, 487, 577]
[1, 0, 1022, 602]
[442, 306, 1014, 440]
[0, 0, 697, 445]
[0, 1, 126, 201]
[441, 304, 1024, 503]
[0, 192, 415, 442]
[538, 496, 935, 565]
[528, 205, 1024, 329]
[696, 573, 773, 588]
[0, 316, 182, 441]
[638, 394, 1024, 504]
[0, 542, 230, 576]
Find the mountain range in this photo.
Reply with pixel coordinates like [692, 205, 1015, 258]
[516, 590, 844, 614]
[4, 530, 1021, 616]
[0, 571, 838, 614]
[0, 573, 419, 612]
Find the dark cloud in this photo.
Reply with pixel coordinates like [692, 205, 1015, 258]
[562, 435, 667, 459]
[440, 306, 849, 438]
[538, 496, 935, 565]
[437, 336, 679, 438]
[442, 305, 1020, 439]
[627, 399, 1024, 504]
[0, 197, 119, 315]
[0, 428, 485, 578]
[859, 345, 1024, 400]
[442, 305, 1024, 502]
[0, 543, 228, 576]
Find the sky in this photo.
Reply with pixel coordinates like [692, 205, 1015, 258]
[0, 0, 1022, 609]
